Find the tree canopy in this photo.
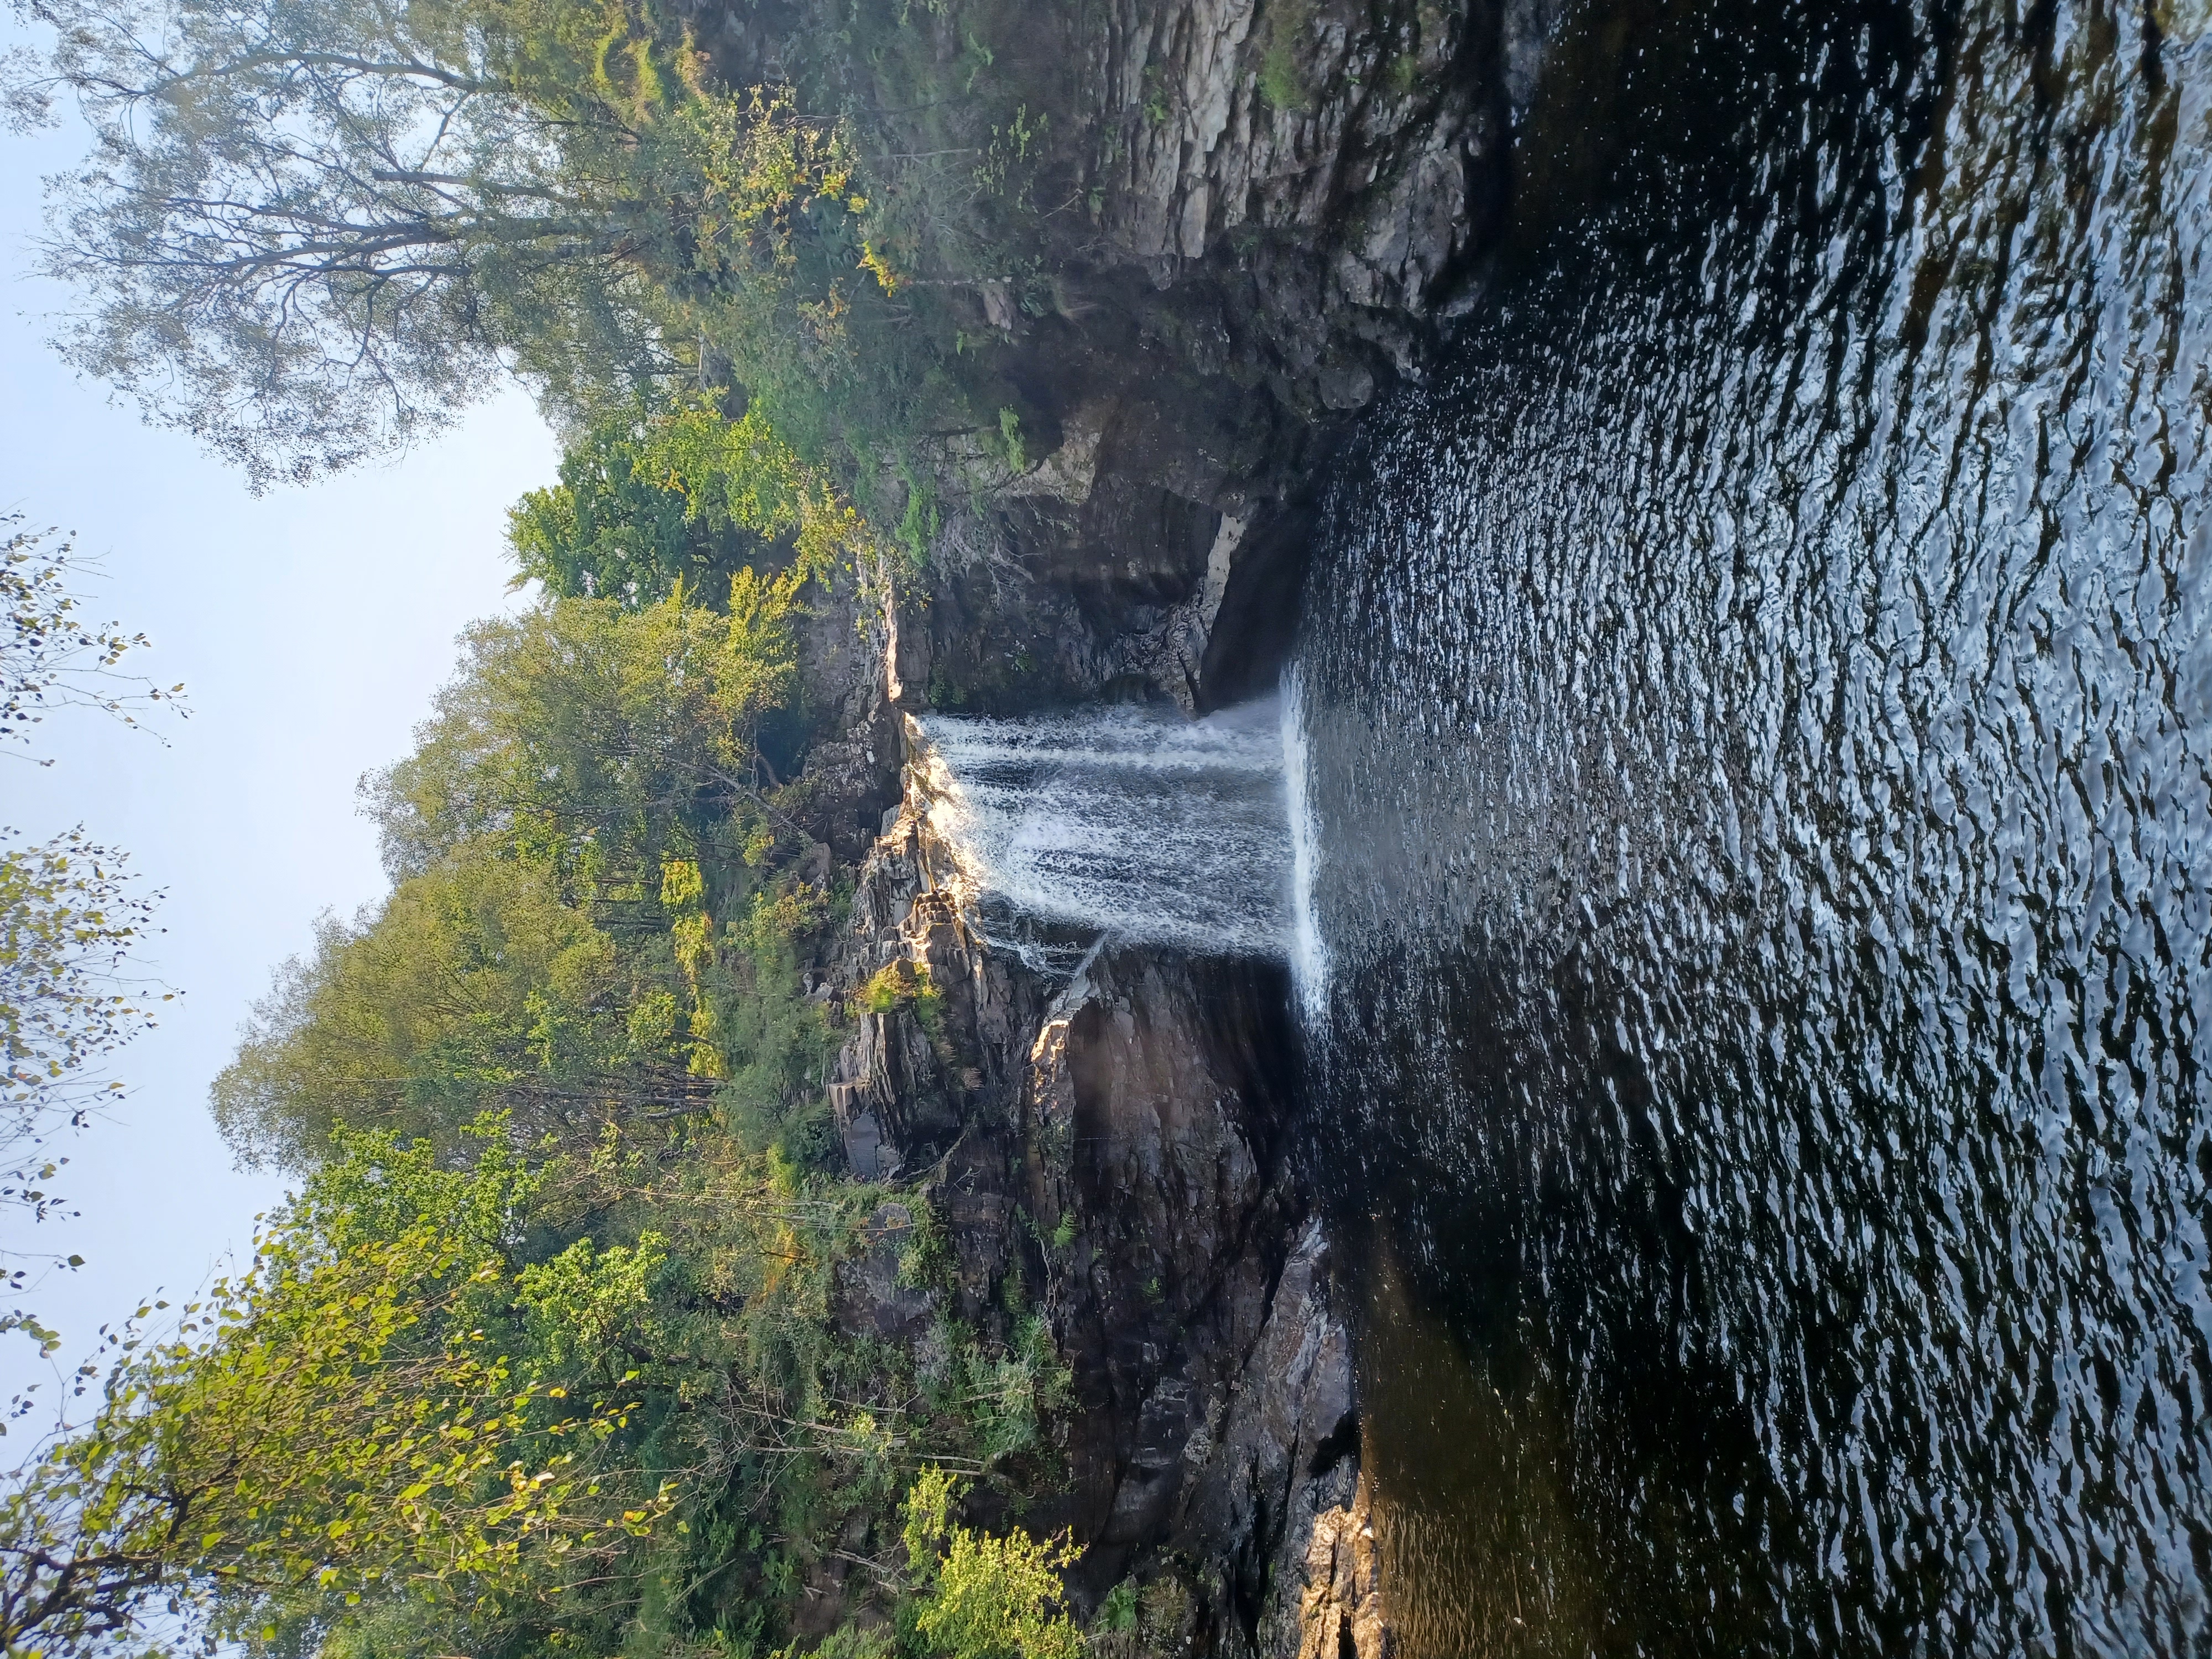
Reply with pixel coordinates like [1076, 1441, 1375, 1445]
[3, 515, 184, 748]
[218, 581, 815, 1169]
[0, 0, 1101, 1644]
[363, 577, 802, 884]
[6, 0, 1062, 490]
[210, 849, 711, 1170]
[0, 830, 165, 1199]
[12, 559, 1083, 1658]
[903, 1468, 1082, 1659]
[0, 513, 180, 1354]
[6, 0, 881, 484]
[508, 397, 878, 608]
[2, 1125, 686, 1657]
[0, 827, 169, 1360]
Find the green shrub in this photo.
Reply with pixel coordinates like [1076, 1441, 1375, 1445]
[902, 1468, 1083, 1659]
[1256, 0, 1316, 111]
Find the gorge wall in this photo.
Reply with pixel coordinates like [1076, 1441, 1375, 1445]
[759, 0, 1555, 1647]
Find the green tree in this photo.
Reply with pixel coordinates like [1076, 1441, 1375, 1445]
[2, 515, 178, 1173]
[215, 579, 841, 1178]
[0, 828, 168, 1353]
[364, 582, 802, 886]
[0, 1094, 1025, 1659]
[3, 515, 184, 749]
[0, 829, 165, 1199]
[4, 0, 1077, 496]
[210, 849, 708, 1169]
[509, 406, 719, 608]
[0, 1129, 670, 1659]
[901, 1467, 1082, 1659]
[507, 394, 874, 607]
[3, 0, 888, 484]
[151, 556, 1079, 1659]
[1, 511, 180, 1350]
[0, 1125, 1087, 1659]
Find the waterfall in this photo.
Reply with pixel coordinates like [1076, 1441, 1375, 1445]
[1281, 670, 1329, 1014]
[915, 700, 1297, 959]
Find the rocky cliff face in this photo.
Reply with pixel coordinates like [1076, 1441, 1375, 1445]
[811, 738, 1377, 1656]
[769, 0, 1551, 1647]
[839, 0, 1561, 724]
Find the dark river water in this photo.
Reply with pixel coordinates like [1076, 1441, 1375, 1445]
[1290, 1, 2212, 1651]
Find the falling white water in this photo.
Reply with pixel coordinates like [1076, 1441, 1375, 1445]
[917, 700, 1298, 958]
[1280, 670, 1330, 1013]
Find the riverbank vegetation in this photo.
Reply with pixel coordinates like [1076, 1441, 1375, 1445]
[0, 0, 1104, 1645]
[2, 567, 1083, 1658]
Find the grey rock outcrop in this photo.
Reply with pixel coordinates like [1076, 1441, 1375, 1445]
[1285, 1473, 1391, 1659]
[861, 0, 1559, 720]
[1179, 1219, 1365, 1658]
[1079, 0, 1500, 401]
[802, 716, 1374, 1655]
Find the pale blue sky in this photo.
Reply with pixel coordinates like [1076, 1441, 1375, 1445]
[1, 91, 560, 1413]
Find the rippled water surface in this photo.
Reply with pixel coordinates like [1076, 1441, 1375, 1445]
[1294, 2, 2212, 1651]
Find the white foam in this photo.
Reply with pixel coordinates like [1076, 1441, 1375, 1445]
[919, 701, 1295, 958]
[1281, 669, 1331, 1018]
